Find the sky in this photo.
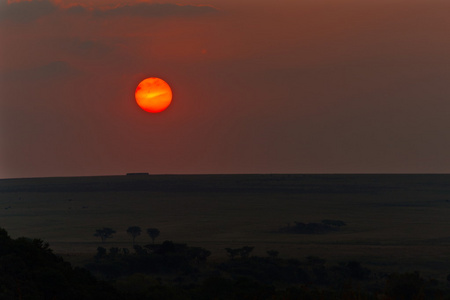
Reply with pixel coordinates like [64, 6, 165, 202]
[1, 0, 450, 178]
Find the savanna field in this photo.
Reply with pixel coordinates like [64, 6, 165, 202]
[1, 174, 450, 281]
[0, 175, 450, 274]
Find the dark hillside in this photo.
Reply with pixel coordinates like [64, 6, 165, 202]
[2, 174, 450, 194]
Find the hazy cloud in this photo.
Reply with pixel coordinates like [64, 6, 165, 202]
[65, 4, 88, 15]
[93, 3, 218, 18]
[0, 0, 57, 22]
[0, 0, 218, 23]
[1, 60, 79, 81]
[48, 38, 114, 59]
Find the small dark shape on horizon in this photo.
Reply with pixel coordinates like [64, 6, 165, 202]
[126, 172, 149, 176]
[279, 220, 346, 234]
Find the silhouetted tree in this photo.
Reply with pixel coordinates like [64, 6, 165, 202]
[225, 246, 254, 259]
[146, 228, 160, 244]
[94, 246, 107, 261]
[267, 250, 279, 259]
[225, 248, 240, 259]
[109, 247, 120, 258]
[385, 272, 425, 300]
[346, 261, 370, 280]
[157, 240, 176, 254]
[188, 247, 211, 264]
[133, 245, 147, 255]
[239, 246, 254, 258]
[94, 228, 116, 243]
[306, 256, 326, 265]
[126, 226, 141, 246]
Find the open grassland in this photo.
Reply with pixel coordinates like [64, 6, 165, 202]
[1, 174, 450, 280]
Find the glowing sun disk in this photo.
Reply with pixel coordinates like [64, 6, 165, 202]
[135, 77, 172, 113]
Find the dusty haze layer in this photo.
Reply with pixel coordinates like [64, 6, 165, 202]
[1, 0, 450, 178]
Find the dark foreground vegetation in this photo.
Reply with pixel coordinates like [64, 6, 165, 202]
[0, 228, 120, 300]
[2, 228, 450, 299]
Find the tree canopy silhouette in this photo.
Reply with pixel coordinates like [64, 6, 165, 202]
[127, 226, 142, 246]
[146, 228, 160, 243]
[94, 227, 116, 243]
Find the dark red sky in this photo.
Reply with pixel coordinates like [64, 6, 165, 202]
[1, 0, 450, 178]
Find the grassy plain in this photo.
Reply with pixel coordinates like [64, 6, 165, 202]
[1, 174, 450, 281]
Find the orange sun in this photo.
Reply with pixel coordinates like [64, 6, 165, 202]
[135, 77, 173, 113]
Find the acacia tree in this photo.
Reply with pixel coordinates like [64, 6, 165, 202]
[267, 250, 279, 259]
[94, 228, 116, 243]
[146, 228, 160, 244]
[126, 226, 141, 246]
[225, 246, 254, 259]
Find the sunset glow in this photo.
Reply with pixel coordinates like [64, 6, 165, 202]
[3, 0, 450, 178]
[135, 77, 172, 113]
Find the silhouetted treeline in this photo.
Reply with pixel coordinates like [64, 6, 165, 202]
[86, 241, 211, 279]
[1, 227, 450, 299]
[85, 239, 450, 299]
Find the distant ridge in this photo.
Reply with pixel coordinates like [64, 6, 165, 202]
[1, 174, 449, 194]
